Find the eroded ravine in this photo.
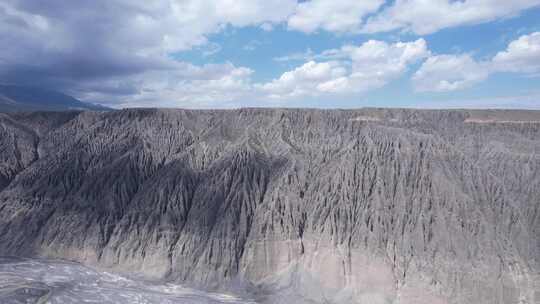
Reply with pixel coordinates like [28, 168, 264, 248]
[0, 108, 538, 304]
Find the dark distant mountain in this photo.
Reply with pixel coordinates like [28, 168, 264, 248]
[0, 108, 539, 304]
[0, 85, 110, 112]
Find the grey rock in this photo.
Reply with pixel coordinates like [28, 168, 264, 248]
[0, 108, 539, 303]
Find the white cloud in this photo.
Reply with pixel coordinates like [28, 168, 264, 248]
[0, 0, 299, 107]
[259, 39, 429, 99]
[129, 0, 298, 54]
[492, 32, 540, 73]
[412, 54, 490, 92]
[273, 49, 316, 62]
[413, 32, 540, 92]
[362, 0, 540, 35]
[257, 61, 347, 98]
[243, 40, 264, 51]
[288, 0, 384, 33]
[260, 23, 274, 32]
[346, 39, 429, 78]
[3, 0, 540, 107]
[200, 42, 222, 57]
[0, 0, 297, 65]
[81, 62, 254, 108]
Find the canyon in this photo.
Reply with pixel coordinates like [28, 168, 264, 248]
[0, 108, 538, 303]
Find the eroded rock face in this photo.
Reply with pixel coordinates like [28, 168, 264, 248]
[0, 108, 538, 303]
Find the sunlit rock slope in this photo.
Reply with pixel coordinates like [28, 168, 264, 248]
[0, 108, 538, 304]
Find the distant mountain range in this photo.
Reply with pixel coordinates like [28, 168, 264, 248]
[0, 85, 110, 112]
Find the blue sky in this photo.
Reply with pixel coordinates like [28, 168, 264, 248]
[1, 0, 539, 109]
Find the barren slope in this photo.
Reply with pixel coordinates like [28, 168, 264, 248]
[0, 108, 538, 303]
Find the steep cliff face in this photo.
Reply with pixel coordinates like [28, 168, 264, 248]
[0, 109, 538, 303]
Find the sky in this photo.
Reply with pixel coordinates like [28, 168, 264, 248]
[0, 0, 540, 109]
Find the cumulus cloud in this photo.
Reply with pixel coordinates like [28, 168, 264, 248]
[413, 32, 540, 92]
[345, 39, 429, 81]
[257, 61, 348, 98]
[284, 0, 539, 36]
[492, 32, 540, 73]
[259, 39, 429, 99]
[288, 0, 384, 33]
[74, 62, 255, 108]
[362, 0, 540, 35]
[2, 0, 539, 107]
[412, 55, 490, 92]
[113, 64, 254, 108]
[0, 0, 296, 107]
